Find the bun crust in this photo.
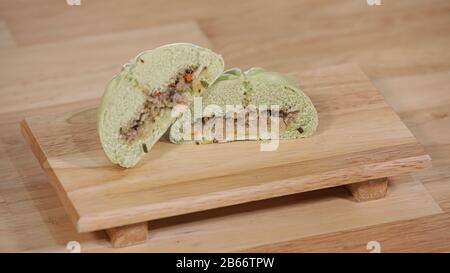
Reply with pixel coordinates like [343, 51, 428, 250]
[170, 67, 318, 144]
[98, 43, 224, 167]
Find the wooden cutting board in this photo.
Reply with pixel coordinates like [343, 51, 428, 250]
[21, 63, 431, 247]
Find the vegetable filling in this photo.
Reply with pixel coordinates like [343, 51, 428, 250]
[191, 109, 301, 142]
[120, 66, 199, 143]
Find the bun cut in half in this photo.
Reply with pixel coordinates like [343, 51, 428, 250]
[170, 67, 318, 144]
[98, 43, 224, 167]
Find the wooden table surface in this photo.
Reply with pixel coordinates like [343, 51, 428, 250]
[1, 0, 449, 252]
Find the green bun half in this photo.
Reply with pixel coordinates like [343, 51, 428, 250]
[98, 43, 224, 167]
[170, 67, 318, 144]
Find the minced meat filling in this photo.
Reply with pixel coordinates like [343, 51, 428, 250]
[193, 109, 301, 141]
[279, 110, 299, 128]
[120, 66, 197, 143]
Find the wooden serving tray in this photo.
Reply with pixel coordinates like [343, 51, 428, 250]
[21, 64, 431, 248]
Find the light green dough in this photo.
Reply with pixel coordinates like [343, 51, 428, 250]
[170, 67, 319, 144]
[98, 43, 224, 167]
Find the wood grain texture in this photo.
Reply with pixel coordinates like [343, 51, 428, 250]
[28, 176, 443, 252]
[21, 64, 431, 233]
[0, 21, 210, 115]
[245, 71, 450, 253]
[0, 21, 16, 48]
[1, 0, 450, 252]
[347, 178, 389, 202]
[106, 222, 148, 248]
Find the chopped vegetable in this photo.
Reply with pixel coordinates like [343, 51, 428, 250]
[200, 80, 209, 88]
[184, 73, 193, 82]
[142, 143, 148, 153]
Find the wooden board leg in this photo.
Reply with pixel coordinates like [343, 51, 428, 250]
[106, 222, 148, 248]
[346, 178, 389, 202]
